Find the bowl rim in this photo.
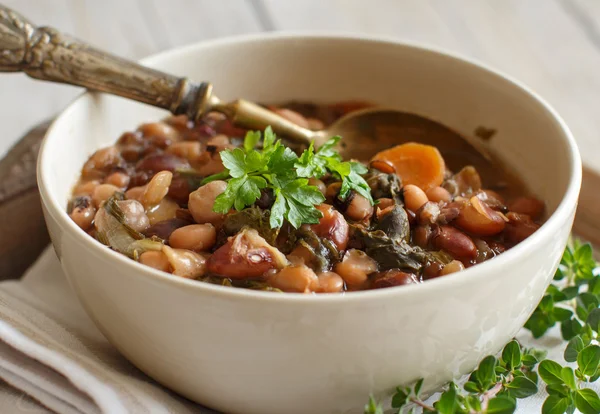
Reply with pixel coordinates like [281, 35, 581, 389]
[37, 32, 582, 304]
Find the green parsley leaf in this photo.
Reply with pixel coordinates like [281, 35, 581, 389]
[244, 130, 261, 152]
[220, 148, 247, 178]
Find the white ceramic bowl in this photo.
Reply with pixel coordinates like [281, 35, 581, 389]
[37, 34, 581, 414]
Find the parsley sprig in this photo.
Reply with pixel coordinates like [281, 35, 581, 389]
[295, 136, 373, 202]
[365, 240, 600, 414]
[203, 127, 373, 229]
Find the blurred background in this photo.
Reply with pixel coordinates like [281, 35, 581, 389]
[0, 0, 599, 164]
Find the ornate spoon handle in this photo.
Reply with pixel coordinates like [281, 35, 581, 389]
[0, 5, 315, 144]
[0, 5, 213, 119]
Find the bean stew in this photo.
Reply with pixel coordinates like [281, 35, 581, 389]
[68, 102, 544, 293]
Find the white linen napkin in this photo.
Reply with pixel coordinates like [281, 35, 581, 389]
[0, 248, 597, 413]
[0, 248, 215, 414]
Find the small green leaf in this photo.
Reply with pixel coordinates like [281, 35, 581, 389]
[522, 354, 539, 367]
[502, 340, 522, 370]
[553, 266, 566, 280]
[560, 367, 576, 390]
[220, 148, 247, 178]
[434, 383, 457, 414]
[496, 366, 509, 375]
[546, 384, 569, 397]
[577, 305, 590, 322]
[564, 336, 585, 362]
[525, 310, 553, 338]
[561, 286, 580, 300]
[574, 242, 593, 262]
[487, 395, 516, 414]
[561, 246, 574, 265]
[553, 307, 573, 322]
[589, 275, 600, 295]
[540, 295, 555, 312]
[542, 395, 570, 414]
[578, 293, 599, 312]
[505, 376, 538, 398]
[525, 370, 539, 385]
[574, 388, 600, 414]
[464, 381, 479, 393]
[363, 395, 384, 414]
[578, 345, 600, 376]
[414, 378, 424, 397]
[539, 360, 565, 385]
[587, 308, 600, 333]
[262, 126, 276, 150]
[390, 388, 408, 408]
[561, 318, 583, 340]
[243, 130, 261, 152]
[590, 368, 600, 382]
[269, 190, 286, 228]
[475, 356, 498, 390]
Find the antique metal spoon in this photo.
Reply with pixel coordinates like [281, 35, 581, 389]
[0, 5, 492, 166]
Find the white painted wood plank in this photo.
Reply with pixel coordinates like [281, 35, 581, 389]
[145, 0, 263, 48]
[0, 0, 79, 158]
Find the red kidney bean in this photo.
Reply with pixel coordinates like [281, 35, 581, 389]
[413, 225, 432, 249]
[508, 197, 545, 220]
[117, 131, 143, 146]
[423, 261, 443, 280]
[143, 218, 191, 240]
[129, 170, 151, 188]
[120, 144, 145, 163]
[369, 159, 396, 174]
[168, 175, 193, 205]
[371, 270, 419, 289]
[405, 208, 417, 226]
[431, 225, 477, 261]
[504, 212, 540, 244]
[136, 153, 190, 174]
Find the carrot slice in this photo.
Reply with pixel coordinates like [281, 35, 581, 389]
[372, 142, 446, 191]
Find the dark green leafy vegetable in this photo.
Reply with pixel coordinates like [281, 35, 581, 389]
[96, 195, 163, 258]
[373, 205, 410, 244]
[365, 169, 403, 203]
[220, 207, 280, 246]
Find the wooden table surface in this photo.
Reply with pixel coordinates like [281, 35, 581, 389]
[1, 0, 599, 168]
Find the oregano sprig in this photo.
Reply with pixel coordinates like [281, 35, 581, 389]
[365, 240, 600, 414]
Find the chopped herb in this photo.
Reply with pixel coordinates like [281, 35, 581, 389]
[205, 127, 373, 229]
